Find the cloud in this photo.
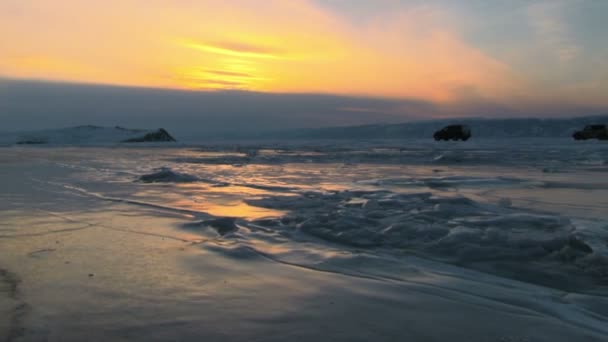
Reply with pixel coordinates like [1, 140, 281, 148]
[199, 79, 247, 88]
[0, 1, 522, 100]
[205, 70, 255, 78]
[0, 0, 606, 112]
[208, 41, 283, 56]
[183, 41, 283, 60]
[527, 1, 580, 62]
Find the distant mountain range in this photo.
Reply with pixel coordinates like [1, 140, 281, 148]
[2, 115, 607, 145]
[264, 115, 608, 140]
[0, 126, 176, 145]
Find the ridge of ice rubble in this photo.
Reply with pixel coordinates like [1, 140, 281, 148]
[183, 217, 240, 236]
[242, 190, 608, 292]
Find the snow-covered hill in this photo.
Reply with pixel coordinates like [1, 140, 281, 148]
[2, 116, 607, 145]
[0, 125, 176, 146]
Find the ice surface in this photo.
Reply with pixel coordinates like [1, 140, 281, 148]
[1, 140, 608, 341]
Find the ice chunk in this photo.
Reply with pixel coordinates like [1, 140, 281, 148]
[138, 167, 199, 183]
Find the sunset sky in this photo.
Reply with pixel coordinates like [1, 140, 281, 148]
[1, 0, 607, 130]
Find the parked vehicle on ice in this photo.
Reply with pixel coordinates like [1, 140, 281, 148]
[433, 125, 471, 141]
[572, 124, 608, 140]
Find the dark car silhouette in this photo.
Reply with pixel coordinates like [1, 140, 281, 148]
[572, 124, 608, 140]
[434, 125, 471, 141]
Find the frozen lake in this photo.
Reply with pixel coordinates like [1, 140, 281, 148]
[1, 139, 608, 341]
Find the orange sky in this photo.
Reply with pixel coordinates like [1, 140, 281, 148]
[1, 0, 607, 109]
